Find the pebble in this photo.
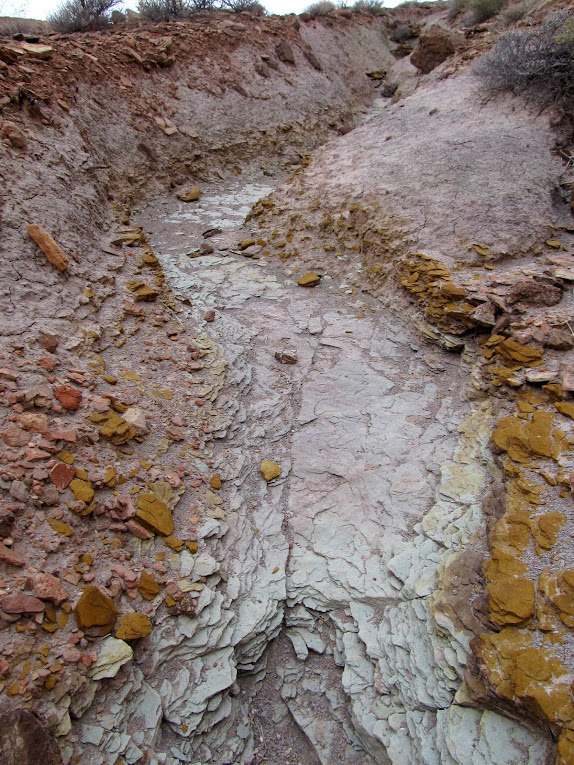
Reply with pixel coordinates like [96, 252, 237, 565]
[260, 460, 281, 481]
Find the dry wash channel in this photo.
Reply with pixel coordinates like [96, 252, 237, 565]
[1, 3, 574, 765]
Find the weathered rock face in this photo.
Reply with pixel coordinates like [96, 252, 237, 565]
[410, 26, 456, 73]
[0, 708, 63, 765]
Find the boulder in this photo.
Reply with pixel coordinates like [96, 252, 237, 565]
[0, 709, 63, 765]
[410, 27, 456, 74]
[275, 40, 295, 65]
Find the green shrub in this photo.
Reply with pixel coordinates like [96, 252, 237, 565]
[474, 12, 574, 116]
[466, 0, 507, 24]
[351, 0, 385, 14]
[219, 0, 265, 11]
[137, 0, 192, 21]
[501, 1, 530, 26]
[449, 0, 507, 24]
[48, 0, 121, 32]
[304, 1, 336, 17]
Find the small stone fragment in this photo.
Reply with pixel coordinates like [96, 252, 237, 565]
[27, 224, 69, 271]
[275, 40, 295, 64]
[275, 349, 298, 364]
[74, 585, 118, 636]
[1, 593, 45, 614]
[69, 479, 94, 503]
[50, 463, 76, 489]
[47, 518, 73, 536]
[126, 519, 152, 540]
[139, 570, 160, 600]
[1, 425, 29, 447]
[30, 573, 68, 606]
[22, 43, 53, 60]
[297, 272, 321, 287]
[136, 493, 174, 536]
[89, 636, 132, 680]
[210, 474, 222, 490]
[19, 412, 48, 433]
[53, 385, 82, 411]
[1, 121, 26, 149]
[260, 459, 281, 481]
[122, 407, 148, 436]
[0, 542, 25, 567]
[177, 185, 201, 202]
[114, 612, 151, 640]
[204, 310, 216, 322]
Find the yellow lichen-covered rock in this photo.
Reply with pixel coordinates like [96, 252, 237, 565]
[530, 511, 566, 552]
[493, 411, 566, 463]
[555, 401, 574, 420]
[91, 412, 136, 446]
[136, 493, 174, 536]
[74, 586, 118, 636]
[47, 518, 73, 536]
[487, 578, 535, 625]
[138, 571, 160, 601]
[260, 460, 281, 481]
[114, 612, 151, 640]
[439, 281, 467, 299]
[69, 479, 94, 504]
[297, 272, 321, 287]
[549, 569, 574, 628]
[474, 629, 574, 726]
[177, 185, 201, 202]
[483, 336, 543, 367]
[558, 728, 574, 765]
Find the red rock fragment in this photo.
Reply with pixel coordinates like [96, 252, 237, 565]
[1, 425, 29, 447]
[19, 412, 48, 433]
[30, 573, 68, 606]
[37, 356, 56, 371]
[53, 385, 82, 411]
[44, 428, 77, 443]
[125, 519, 152, 540]
[25, 448, 50, 461]
[203, 310, 215, 322]
[0, 542, 25, 567]
[38, 332, 59, 353]
[1, 593, 45, 613]
[50, 462, 76, 489]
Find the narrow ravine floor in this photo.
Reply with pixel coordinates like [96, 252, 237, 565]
[132, 159, 482, 763]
